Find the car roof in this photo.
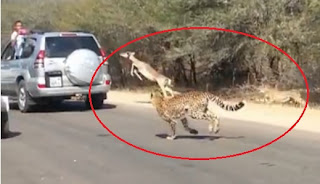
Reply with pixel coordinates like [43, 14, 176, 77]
[29, 31, 95, 37]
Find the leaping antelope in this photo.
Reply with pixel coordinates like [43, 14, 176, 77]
[119, 51, 174, 97]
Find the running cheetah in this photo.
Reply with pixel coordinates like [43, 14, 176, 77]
[150, 91, 246, 140]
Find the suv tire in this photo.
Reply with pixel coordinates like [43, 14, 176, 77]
[18, 80, 33, 113]
[85, 93, 105, 109]
[64, 49, 103, 86]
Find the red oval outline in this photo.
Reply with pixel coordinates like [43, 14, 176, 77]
[88, 27, 310, 160]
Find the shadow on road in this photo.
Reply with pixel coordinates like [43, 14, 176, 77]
[97, 133, 110, 137]
[155, 133, 245, 141]
[10, 101, 117, 113]
[1, 131, 22, 139]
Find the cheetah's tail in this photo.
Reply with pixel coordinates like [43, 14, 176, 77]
[208, 94, 246, 111]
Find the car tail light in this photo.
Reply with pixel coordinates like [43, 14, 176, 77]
[100, 48, 106, 58]
[105, 80, 111, 85]
[34, 50, 45, 68]
[37, 84, 46, 88]
[100, 48, 108, 65]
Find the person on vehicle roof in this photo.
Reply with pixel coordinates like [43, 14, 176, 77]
[11, 20, 28, 59]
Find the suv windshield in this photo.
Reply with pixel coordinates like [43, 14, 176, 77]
[45, 36, 101, 58]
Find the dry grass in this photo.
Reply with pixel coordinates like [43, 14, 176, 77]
[112, 84, 319, 109]
[107, 90, 320, 133]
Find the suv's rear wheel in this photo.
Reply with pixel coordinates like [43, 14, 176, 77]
[85, 93, 105, 109]
[18, 80, 33, 113]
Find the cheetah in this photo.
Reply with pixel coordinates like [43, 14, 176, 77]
[150, 91, 246, 140]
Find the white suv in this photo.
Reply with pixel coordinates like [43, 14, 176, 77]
[1, 31, 111, 112]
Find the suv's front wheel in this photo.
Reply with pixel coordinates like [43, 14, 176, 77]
[85, 93, 105, 110]
[18, 80, 33, 113]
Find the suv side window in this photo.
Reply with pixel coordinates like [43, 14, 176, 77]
[1, 43, 15, 61]
[20, 38, 36, 59]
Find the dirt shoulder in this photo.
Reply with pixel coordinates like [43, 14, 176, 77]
[107, 90, 320, 134]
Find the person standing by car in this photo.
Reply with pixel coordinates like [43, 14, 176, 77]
[10, 20, 28, 59]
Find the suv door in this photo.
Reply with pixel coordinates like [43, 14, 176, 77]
[1, 42, 15, 95]
[1, 37, 36, 96]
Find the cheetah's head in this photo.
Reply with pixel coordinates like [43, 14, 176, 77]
[150, 89, 164, 107]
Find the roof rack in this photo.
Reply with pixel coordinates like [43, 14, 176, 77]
[29, 29, 46, 34]
[68, 30, 93, 34]
[29, 29, 94, 34]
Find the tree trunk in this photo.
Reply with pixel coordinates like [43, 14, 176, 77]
[189, 54, 197, 86]
[174, 57, 188, 86]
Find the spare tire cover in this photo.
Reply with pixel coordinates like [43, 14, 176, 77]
[64, 49, 103, 86]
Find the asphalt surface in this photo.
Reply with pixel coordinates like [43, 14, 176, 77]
[2, 100, 320, 184]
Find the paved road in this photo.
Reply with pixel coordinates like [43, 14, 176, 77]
[2, 100, 320, 184]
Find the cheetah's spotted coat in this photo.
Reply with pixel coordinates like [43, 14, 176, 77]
[151, 91, 246, 140]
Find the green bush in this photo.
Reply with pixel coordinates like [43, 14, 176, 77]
[2, 0, 319, 90]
